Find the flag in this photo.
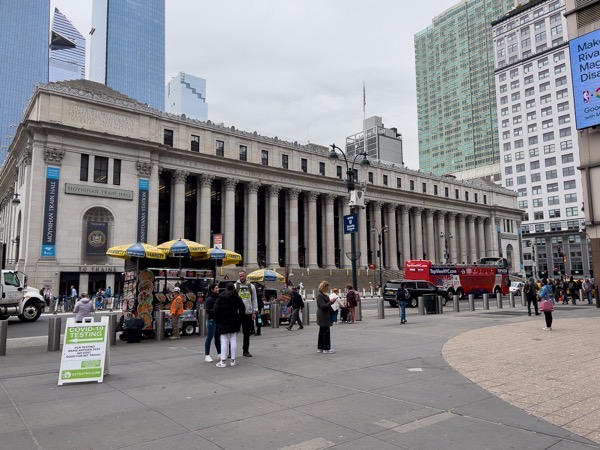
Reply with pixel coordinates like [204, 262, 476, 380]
[363, 83, 366, 113]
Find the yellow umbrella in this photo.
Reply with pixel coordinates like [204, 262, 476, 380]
[194, 247, 242, 266]
[106, 242, 166, 260]
[247, 269, 285, 283]
[157, 238, 207, 257]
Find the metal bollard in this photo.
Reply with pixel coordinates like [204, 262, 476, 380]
[48, 316, 61, 351]
[453, 295, 460, 312]
[496, 292, 503, 309]
[437, 296, 444, 314]
[483, 293, 489, 310]
[302, 302, 310, 325]
[418, 296, 425, 315]
[155, 310, 165, 341]
[509, 292, 515, 308]
[356, 299, 362, 321]
[198, 308, 207, 337]
[468, 294, 475, 311]
[579, 289, 584, 304]
[521, 294, 526, 307]
[271, 302, 280, 328]
[376, 297, 385, 319]
[106, 313, 117, 346]
[0, 320, 7, 356]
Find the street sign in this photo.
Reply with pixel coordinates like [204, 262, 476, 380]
[58, 317, 110, 385]
[344, 213, 358, 234]
[213, 233, 223, 249]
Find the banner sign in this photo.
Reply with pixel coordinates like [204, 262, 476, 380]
[213, 233, 223, 249]
[569, 28, 600, 129]
[497, 225, 503, 258]
[86, 221, 108, 256]
[137, 178, 149, 243]
[344, 213, 358, 234]
[41, 166, 60, 258]
[58, 317, 110, 385]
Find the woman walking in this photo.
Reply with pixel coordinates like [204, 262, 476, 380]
[213, 283, 245, 367]
[316, 281, 336, 354]
[345, 284, 359, 323]
[204, 283, 221, 362]
[538, 278, 554, 331]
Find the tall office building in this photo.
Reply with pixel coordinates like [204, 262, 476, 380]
[0, 0, 49, 165]
[89, 0, 165, 110]
[493, 0, 591, 278]
[165, 72, 208, 121]
[49, 8, 86, 83]
[415, 0, 515, 178]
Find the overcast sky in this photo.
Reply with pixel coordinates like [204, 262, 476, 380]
[51, 0, 460, 169]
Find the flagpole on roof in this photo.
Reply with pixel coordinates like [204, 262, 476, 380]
[363, 82, 367, 157]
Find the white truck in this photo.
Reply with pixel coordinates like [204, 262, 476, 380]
[0, 270, 46, 322]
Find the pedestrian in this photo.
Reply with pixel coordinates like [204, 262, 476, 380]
[73, 292, 94, 323]
[368, 281, 373, 297]
[286, 286, 304, 330]
[316, 281, 336, 354]
[204, 283, 221, 362]
[524, 278, 540, 316]
[396, 282, 410, 324]
[345, 284, 360, 323]
[234, 270, 258, 357]
[169, 287, 184, 340]
[66, 285, 77, 311]
[44, 287, 53, 310]
[538, 278, 554, 331]
[583, 276, 594, 304]
[567, 276, 577, 304]
[213, 282, 245, 367]
[298, 281, 304, 295]
[329, 288, 344, 324]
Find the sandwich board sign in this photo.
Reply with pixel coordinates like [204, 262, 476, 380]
[58, 316, 110, 385]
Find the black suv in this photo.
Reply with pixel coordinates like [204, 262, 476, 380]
[383, 279, 449, 307]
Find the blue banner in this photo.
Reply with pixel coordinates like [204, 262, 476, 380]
[41, 166, 60, 257]
[137, 178, 149, 243]
[569, 29, 600, 129]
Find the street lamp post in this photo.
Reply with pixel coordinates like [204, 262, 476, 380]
[440, 231, 452, 263]
[329, 143, 370, 290]
[371, 225, 388, 289]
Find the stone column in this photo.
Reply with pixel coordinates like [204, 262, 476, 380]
[477, 217, 486, 259]
[267, 185, 281, 267]
[371, 201, 383, 267]
[288, 188, 300, 268]
[468, 216, 477, 263]
[172, 170, 188, 239]
[307, 191, 319, 268]
[342, 197, 352, 269]
[400, 205, 410, 263]
[437, 211, 446, 263]
[324, 194, 336, 268]
[386, 204, 399, 270]
[491, 216, 501, 257]
[224, 178, 238, 249]
[425, 209, 435, 262]
[458, 214, 467, 264]
[198, 174, 214, 245]
[413, 207, 424, 260]
[448, 212, 457, 263]
[359, 200, 369, 269]
[246, 181, 260, 267]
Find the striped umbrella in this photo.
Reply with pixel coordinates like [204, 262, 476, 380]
[157, 239, 207, 257]
[106, 242, 166, 260]
[194, 247, 242, 266]
[247, 269, 285, 283]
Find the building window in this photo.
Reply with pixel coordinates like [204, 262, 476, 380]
[530, 161, 540, 170]
[517, 176, 527, 185]
[483, 195, 487, 205]
[518, 188, 527, 197]
[261, 150, 269, 166]
[94, 156, 109, 184]
[530, 148, 539, 157]
[216, 140, 225, 157]
[531, 173, 541, 182]
[191, 135, 200, 152]
[445, 187, 449, 197]
[465, 191, 469, 201]
[319, 162, 326, 176]
[559, 128, 571, 138]
[505, 166, 513, 176]
[518, 200, 528, 208]
[301, 158, 308, 173]
[80, 154, 89, 182]
[434, 185, 438, 195]
[547, 183, 558, 192]
[564, 180, 576, 190]
[560, 140, 572, 150]
[113, 159, 121, 185]
[516, 163, 526, 173]
[545, 157, 556, 167]
[533, 198, 543, 208]
[397, 177, 402, 188]
[455, 189, 459, 199]
[282, 154, 289, 169]
[506, 178, 513, 187]
[474, 193, 478, 203]
[546, 169, 558, 179]
[337, 166, 342, 179]
[561, 153, 574, 164]
[368, 172, 374, 183]
[239, 145, 247, 161]
[164, 129, 174, 147]
[410, 180, 415, 191]
[565, 193, 577, 203]
[563, 166, 575, 176]
[422, 182, 427, 193]
[566, 207, 578, 217]
[534, 211, 544, 220]
[383, 175, 388, 186]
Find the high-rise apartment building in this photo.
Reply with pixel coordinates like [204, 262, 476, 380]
[0, 0, 49, 165]
[493, 0, 592, 279]
[415, 0, 515, 178]
[345, 116, 403, 166]
[89, 0, 165, 110]
[49, 8, 86, 83]
[165, 72, 208, 121]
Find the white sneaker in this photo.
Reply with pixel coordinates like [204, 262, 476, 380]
[230, 360, 236, 367]
[216, 361, 226, 368]
[204, 355, 213, 362]
[316, 349, 323, 353]
[543, 327, 552, 331]
[323, 349, 336, 354]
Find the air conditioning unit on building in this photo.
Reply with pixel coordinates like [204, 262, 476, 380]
[349, 189, 365, 208]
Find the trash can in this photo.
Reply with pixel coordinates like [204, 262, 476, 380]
[424, 294, 437, 314]
[124, 317, 144, 343]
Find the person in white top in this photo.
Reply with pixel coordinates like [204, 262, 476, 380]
[329, 288, 345, 324]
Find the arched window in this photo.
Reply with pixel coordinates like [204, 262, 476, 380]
[82, 207, 115, 262]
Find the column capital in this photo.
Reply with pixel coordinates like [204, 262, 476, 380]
[137, 161, 153, 177]
[412, 206, 423, 215]
[247, 181, 260, 194]
[200, 174, 215, 187]
[224, 178, 238, 191]
[288, 188, 301, 200]
[307, 191, 319, 202]
[372, 200, 383, 210]
[448, 211, 457, 220]
[385, 203, 398, 213]
[173, 169, 189, 184]
[457, 213, 467, 223]
[44, 147, 65, 165]
[325, 193, 336, 204]
[467, 215, 475, 224]
[435, 210, 446, 219]
[494, 217, 501, 226]
[19, 151, 32, 167]
[424, 209, 435, 218]
[268, 185, 282, 197]
[399, 205, 409, 214]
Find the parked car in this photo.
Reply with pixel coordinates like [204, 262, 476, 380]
[509, 281, 525, 296]
[383, 279, 448, 308]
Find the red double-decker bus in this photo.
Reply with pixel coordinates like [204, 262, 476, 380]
[404, 258, 510, 298]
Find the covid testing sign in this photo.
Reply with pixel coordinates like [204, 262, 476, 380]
[570, 29, 600, 129]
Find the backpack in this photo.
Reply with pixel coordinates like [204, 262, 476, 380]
[568, 281, 575, 291]
[524, 283, 531, 295]
[396, 288, 408, 302]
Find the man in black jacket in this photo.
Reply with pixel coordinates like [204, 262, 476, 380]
[286, 286, 304, 331]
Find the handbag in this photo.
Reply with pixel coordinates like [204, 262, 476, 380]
[539, 299, 554, 312]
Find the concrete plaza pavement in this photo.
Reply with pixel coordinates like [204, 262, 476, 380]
[1, 303, 599, 449]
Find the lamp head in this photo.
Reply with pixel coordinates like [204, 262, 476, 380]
[11, 194, 20, 205]
[359, 153, 370, 168]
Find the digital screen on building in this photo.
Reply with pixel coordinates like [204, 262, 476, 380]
[570, 28, 600, 130]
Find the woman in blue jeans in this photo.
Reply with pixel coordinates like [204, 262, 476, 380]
[204, 283, 221, 362]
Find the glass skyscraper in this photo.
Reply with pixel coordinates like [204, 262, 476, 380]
[415, 0, 515, 176]
[165, 72, 208, 121]
[0, 0, 49, 165]
[90, 0, 165, 110]
[49, 8, 86, 83]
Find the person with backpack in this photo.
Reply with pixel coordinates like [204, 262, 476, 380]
[567, 276, 577, 305]
[396, 282, 410, 324]
[345, 284, 359, 323]
[524, 278, 540, 317]
[286, 286, 304, 331]
[538, 278, 554, 331]
[583, 276, 594, 304]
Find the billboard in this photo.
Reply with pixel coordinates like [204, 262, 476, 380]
[570, 28, 600, 130]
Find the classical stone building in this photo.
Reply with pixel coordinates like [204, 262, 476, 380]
[0, 80, 523, 295]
